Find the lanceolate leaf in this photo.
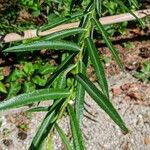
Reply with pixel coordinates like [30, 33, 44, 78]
[0, 89, 70, 111]
[46, 53, 76, 87]
[67, 104, 85, 150]
[55, 123, 73, 150]
[85, 37, 109, 98]
[92, 18, 123, 69]
[3, 41, 81, 53]
[30, 99, 64, 148]
[43, 28, 86, 41]
[75, 59, 87, 123]
[55, 72, 67, 89]
[114, 0, 144, 28]
[75, 73, 129, 133]
[96, 0, 102, 17]
[27, 106, 49, 112]
[55, 64, 76, 89]
[40, 12, 84, 31]
[29, 110, 57, 149]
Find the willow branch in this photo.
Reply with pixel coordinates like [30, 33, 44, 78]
[0, 9, 149, 43]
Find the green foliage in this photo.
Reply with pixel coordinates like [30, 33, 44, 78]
[67, 104, 85, 150]
[0, 68, 7, 93]
[85, 37, 109, 98]
[123, 42, 135, 50]
[55, 123, 73, 150]
[0, 1, 37, 36]
[18, 0, 40, 11]
[75, 73, 128, 133]
[134, 61, 150, 83]
[1, 0, 146, 149]
[4, 40, 81, 52]
[0, 61, 55, 98]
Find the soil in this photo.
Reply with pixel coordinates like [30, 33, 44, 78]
[0, 26, 150, 149]
[0, 73, 149, 150]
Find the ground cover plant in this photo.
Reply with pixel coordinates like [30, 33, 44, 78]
[0, 0, 147, 149]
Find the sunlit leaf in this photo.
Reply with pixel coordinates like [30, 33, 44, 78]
[23, 82, 36, 93]
[7, 82, 21, 98]
[30, 110, 56, 149]
[0, 88, 70, 111]
[0, 81, 7, 93]
[3, 41, 81, 53]
[27, 106, 49, 112]
[75, 57, 87, 123]
[40, 12, 84, 31]
[23, 62, 35, 75]
[96, 0, 102, 17]
[85, 37, 109, 98]
[46, 53, 76, 87]
[38, 64, 55, 75]
[55, 123, 73, 150]
[75, 73, 129, 134]
[29, 99, 64, 148]
[67, 104, 85, 150]
[43, 28, 86, 41]
[32, 75, 47, 86]
[114, 0, 144, 28]
[92, 18, 123, 69]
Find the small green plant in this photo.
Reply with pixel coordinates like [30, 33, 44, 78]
[18, 123, 29, 132]
[0, 0, 145, 149]
[134, 61, 150, 83]
[123, 41, 135, 50]
[18, 0, 40, 11]
[0, 67, 7, 94]
[0, 61, 55, 98]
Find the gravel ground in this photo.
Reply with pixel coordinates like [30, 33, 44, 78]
[0, 72, 150, 150]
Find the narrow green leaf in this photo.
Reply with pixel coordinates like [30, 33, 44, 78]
[40, 12, 84, 31]
[96, 0, 102, 17]
[45, 53, 76, 87]
[3, 41, 81, 53]
[27, 106, 49, 112]
[75, 59, 87, 123]
[114, 0, 144, 28]
[67, 104, 85, 150]
[54, 64, 76, 89]
[38, 130, 54, 150]
[75, 73, 129, 134]
[55, 72, 67, 89]
[0, 88, 70, 111]
[0, 81, 7, 93]
[55, 123, 73, 150]
[130, 0, 139, 8]
[29, 110, 56, 149]
[92, 18, 123, 69]
[43, 28, 86, 41]
[30, 100, 64, 148]
[85, 37, 109, 98]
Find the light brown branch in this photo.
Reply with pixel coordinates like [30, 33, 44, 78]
[0, 9, 150, 43]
